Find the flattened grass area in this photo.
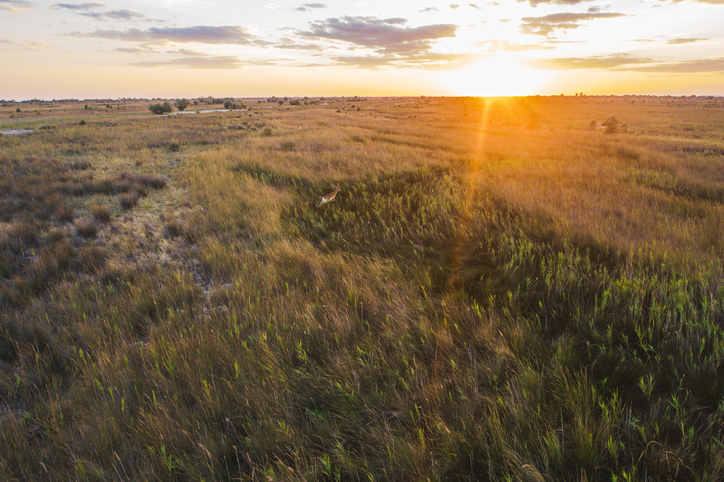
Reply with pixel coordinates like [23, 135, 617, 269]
[2, 96, 724, 480]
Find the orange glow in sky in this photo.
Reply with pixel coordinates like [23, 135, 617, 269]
[1, 0, 722, 99]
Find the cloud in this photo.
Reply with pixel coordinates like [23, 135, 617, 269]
[69, 26, 259, 45]
[657, 0, 724, 4]
[0, 38, 48, 50]
[530, 54, 724, 74]
[469, 3, 482, 8]
[274, 37, 324, 50]
[667, 37, 709, 45]
[450, 4, 459, 8]
[632, 57, 724, 73]
[520, 0, 596, 5]
[174, 48, 207, 56]
[295, 2, 326, 10]
[531, 53, 655, 70]
[298, 16, 458, 55]
[476, 39, 555, 52]
[331, 52, 481, 70]
[115, 45, 156, 54]
[0, 0, 32, 12]
[521, 12, 627, 36]
[26, 41, 47, 51]
[50, 2, 104, 10]
[420, 6, 439, 12]
[130, 56, 244, 69]
[80, 9, 145, 20]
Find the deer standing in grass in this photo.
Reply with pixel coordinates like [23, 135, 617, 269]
[318, 183, 340, 208]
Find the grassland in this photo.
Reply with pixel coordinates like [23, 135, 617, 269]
[2, 95, 724, 481]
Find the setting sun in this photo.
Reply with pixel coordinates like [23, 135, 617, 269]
[444, 55, 549, 97]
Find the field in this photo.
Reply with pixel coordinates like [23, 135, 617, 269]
[2, 95, 724, 481]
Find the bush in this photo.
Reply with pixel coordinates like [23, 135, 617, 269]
[602, 115, 619, 134]
[174, 98, 190, 111]
[79, 120, 87, 126]
[149, 102, 172, 115]
[261, 126, 273, 137]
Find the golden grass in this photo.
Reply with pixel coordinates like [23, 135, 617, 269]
[2, 95, 724, 480]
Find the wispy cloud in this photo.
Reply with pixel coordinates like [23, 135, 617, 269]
[130, 56, 244, 69]
[50, 3, 104, 10]
[274, 37, 324, 50]
[420, 6, 438, 12]
[632, 57, 724, 73]
[666, 37, 709, 45]
[69, 26, 259, 45]
[332, 52, 481, 70]
[295, 3, 326, 11]
[115, 45, 156, 54]
[0, 38, 48, 50]
[0, 0, 32, 12]
[520, 0, 596, 6]
[80, 9, 145, 21]
[476, 39, 555, 52]
[298, 16, 458, 55]
[521, 11, 627, 36]
[657, 0, 724, 4]
[531, 53, 724, 74]
[531, 53, 655, 70]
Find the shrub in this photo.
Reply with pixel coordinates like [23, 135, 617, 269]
[602, 115, 619, 134]
[280, 141, 296, 152]
[149, 102, 172, 115]
[589, 120, 597, 130]
[175, 98, 190, 111]
[79, 120, 87, 126]
[261, 126, 273, 137]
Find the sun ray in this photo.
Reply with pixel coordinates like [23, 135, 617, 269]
[446, 97, 494, 294]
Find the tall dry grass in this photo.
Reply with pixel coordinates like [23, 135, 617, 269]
[2, 96, 724, 480]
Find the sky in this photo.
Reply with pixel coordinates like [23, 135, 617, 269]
[1, 0, 723, 100]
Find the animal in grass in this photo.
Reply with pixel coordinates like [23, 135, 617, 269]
[318, 183, 341, 208]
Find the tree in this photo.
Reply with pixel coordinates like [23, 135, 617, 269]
[149, 101, 172, 115]
[175, 98, 190, 111]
